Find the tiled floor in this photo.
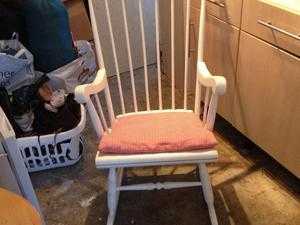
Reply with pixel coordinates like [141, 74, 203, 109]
[31, 66, 300, 225]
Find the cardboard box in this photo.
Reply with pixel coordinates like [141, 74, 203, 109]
[64, 0, 93, 41]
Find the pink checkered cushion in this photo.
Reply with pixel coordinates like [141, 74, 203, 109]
[99, 112, 218, 154]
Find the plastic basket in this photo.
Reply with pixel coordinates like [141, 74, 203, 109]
[17, 105, 86, 172]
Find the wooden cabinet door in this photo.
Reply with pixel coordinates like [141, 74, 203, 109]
[235, 31, 300, 177]
[204, 15, 239, 124]
[189, 8, 240, 123]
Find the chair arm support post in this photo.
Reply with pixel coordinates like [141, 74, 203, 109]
[74, 68, 108, 104]
[86, 98, 104, 138]
[197, 61, 226, 96]
[75, 68, 115, 136]
[196, 61, 226, 130]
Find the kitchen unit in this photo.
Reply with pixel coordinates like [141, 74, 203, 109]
[189, 0, 300, 177]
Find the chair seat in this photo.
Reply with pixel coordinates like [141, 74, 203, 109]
[99, 112, 218, 154]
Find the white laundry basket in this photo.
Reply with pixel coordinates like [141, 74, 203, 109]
[17, 105, 86, 173]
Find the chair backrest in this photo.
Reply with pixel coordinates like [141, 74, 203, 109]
[77, 0, 225, 138]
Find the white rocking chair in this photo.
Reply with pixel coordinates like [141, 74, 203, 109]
[75, 0, 226, 225]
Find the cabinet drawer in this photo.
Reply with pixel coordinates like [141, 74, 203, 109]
[242, 0, 300, 56]
[191, 0, 243, 27]
[234, 31, 300, 177]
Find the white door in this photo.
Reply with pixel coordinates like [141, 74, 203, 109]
[93, 0, 156, 76]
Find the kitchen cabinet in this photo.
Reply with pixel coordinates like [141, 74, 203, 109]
[203, 15, 239, 123]
[242, 0, 300, 56]
[188, 0, 300, 177]
[234, 31, 300, 177]
[191, 0, 243, 27]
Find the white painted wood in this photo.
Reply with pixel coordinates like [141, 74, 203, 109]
[139, 0, 150, 111]
[197, 62, 226, 95]
[74, 68, 115, 125]
[198, 164, 218, 225]
[93, 0, 156, 76]
[194, 81, 201, 115]
[104, 0, 126, 114]
[184, 0, 191, 109]
[203, 87, 210, 123]
[206, 94, 219, 131]
[171, 0, 175, 109]
[117, 168, 124, 187]
[88, 0, 105, 69]
[104, 86, 116, 124]
[94, 94, 108, 131]
[116, 109, 193, 119]
[107, 168, 118, 225]
[95, 150, 218, 169]
[118, 182, 201, 191]
[121, 0, 138, 112]
[74, 2, 227, 225]
[197, 0, 206, 61]
[89, 0, 123, 124]
[155, 0, 163, 110]
[87, 98, 104, 138]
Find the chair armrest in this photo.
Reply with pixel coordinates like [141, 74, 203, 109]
[74, 68, 108, 104]
[197, 61, 226, 95]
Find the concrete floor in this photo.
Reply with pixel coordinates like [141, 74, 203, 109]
[31, 66, 300, 225]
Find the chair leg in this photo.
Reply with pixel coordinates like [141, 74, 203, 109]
[198, 163, 218, 225]
[107, 168, 120, 225]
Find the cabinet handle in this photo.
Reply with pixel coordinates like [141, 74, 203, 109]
[207, 0, 225, 8]
[258, 20, 300, 41]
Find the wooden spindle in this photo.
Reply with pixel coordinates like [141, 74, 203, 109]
[86, 98, 104, 138]
[155, 0, 163, 110]
[171, 0, 175, 109]
[194, 82, 202, 115]
[94, 94, 108, 131]
[203, 88, 210, 123]
[88, 0, 105, 69]
[104, 0, 126, 114]
[88, 0, 115, 122]
[121, 0, 138, 112]
[139, 0, 150, 111]
[184, 0, 191, 109]
[105, 86, 116, 124]
[206, 94, 218, 130]
[197, 0, 206, 61]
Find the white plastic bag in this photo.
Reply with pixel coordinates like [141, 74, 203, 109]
[47, 41, 97, 93]
[0, 36, 35, 92]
